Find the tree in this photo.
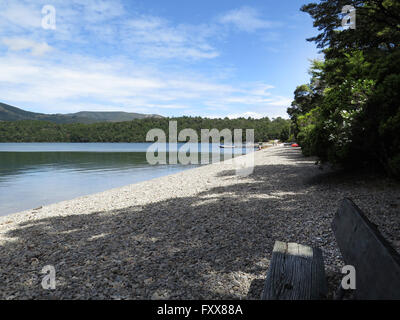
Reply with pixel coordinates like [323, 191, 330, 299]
[288, 0, 400, 177]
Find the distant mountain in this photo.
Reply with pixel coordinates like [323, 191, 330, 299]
[0, 102, 163, 124]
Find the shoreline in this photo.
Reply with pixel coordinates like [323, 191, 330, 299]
[0, 145, 252, 217]
[0, 146, 399, 299]
[0, 148, 255, 222]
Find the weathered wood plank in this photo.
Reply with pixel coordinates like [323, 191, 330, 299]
[332, 198, 400, 299]
[261, 241, 327, 300]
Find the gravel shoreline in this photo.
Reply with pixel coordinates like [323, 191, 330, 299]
[0, 146, 399, 299]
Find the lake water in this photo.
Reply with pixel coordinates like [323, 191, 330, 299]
[0, 143, 252, 216]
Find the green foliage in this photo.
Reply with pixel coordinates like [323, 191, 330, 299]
[301, 0, 400, 56]
[289, 0, 400, 178]
[0, 117, 291, 143]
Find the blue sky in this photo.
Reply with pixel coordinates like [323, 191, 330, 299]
[0, 0, 320, 119]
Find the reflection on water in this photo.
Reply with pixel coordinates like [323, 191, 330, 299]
[0, 143, 253, 216]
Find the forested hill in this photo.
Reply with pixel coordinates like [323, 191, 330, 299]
[0, 102, 162, 124]
[0, 117, 290, 143]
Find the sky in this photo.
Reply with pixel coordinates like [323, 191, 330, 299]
[0, 0, 321, 119]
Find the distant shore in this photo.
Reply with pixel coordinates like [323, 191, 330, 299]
[0, 146, 399, 299]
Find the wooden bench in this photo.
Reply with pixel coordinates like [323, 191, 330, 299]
[332, 198, 400, 299]
[261, 241, 328, 299]
[261, 198, 400, 300]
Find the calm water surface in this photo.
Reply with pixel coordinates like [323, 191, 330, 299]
[0, 143, 250, 216]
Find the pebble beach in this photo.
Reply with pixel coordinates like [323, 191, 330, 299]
[0, 145, 399, 299]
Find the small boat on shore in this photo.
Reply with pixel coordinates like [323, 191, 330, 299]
[219, 145, 236, 148]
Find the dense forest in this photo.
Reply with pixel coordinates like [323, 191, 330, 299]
[0, 116, 291, 143]
[288, 0, 400, 177]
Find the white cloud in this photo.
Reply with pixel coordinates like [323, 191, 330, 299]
[0, 1, 218, 61]
[144, 104, 189, 110]
[227, 112, 266, 119]
[0, 56, 163, 104]
[0, 3, 42, 30]
[219, 6, 272, 32]
[2, 37, 52, 56]
[0, 1, 291, 118]
[264, 96, 292, 107]
[249, 86, 274, 96]
[0, 52, 290, 117]
[137, 45, 219, 60]
[71, 0, 125, 23]
[120, 16, 219, 60]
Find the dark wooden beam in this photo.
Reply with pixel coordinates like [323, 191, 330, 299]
[261, 241, 327, 300]
[332, 198, 400, 299]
